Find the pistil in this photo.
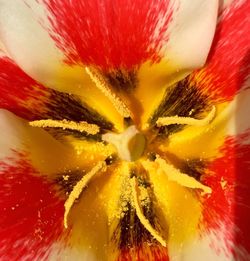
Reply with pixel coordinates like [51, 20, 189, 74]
[102, 125, 146, 161]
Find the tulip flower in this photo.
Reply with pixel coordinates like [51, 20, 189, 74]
[0, 0, 249, 260]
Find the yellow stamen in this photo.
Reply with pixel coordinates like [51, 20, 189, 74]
[29, 119, 99, 135]
[64, 161, 106, 228]
[156, 106, 216, 127]
[85, 67, 131, 118]
[130, 177, 167, 247]
[154, 156, 211, 194]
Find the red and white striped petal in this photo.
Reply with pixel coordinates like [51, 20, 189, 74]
[0, 151, 66, 261]
[190, 0, 250, 102]
[0, 110, 120, 261]
[39, 0, 217, 71]
[200, 132, 250, 261]
[0, 0, 218, 91]
[0, 110, 108, 261]
[136, 0, 218, 123]
[0, 110, 70, 260]
[0, 0, 91, 97]
[0, 55, 115, 130]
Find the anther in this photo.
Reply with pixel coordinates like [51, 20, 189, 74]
[30, 119, 99, 135]
[156, 106, 216, 127]
[64, 161, 106, 228]
[130, 177, 167, 247]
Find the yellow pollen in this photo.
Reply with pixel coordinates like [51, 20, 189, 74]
[64, 161, 106, 228]
[85, 67, 131, 118]
[29, 119, 99, 135]
[156, 106, 216, 127]
[130, 177, 167, 247]
[63, 175, 69, 181]
[154, 156, 212, 194]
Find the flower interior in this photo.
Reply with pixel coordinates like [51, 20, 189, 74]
[28, 65, 222, 259]
[0, 0, 249, 260]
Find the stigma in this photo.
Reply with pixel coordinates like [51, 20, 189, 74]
[102, 125, 146, 162]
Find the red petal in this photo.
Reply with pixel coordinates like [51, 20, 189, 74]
[0, 151, 65, 260]
[190, 0, 250, 102]
[202, 131, 250, 258]
[42, 0, 173, 70]
[0, 56, 49, 120]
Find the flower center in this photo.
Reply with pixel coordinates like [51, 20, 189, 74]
[102, 125, 146, 162]
[28, 106, 216, 249]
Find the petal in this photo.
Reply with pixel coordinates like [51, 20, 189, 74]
[0, 110, 118, 260]
[160, 84, 250, 161]
[42, 0, 217, 125]
[0, 0, 63, 88]
[181, 232, 235, 261]
[0, 55, 114, 130]
[142, 159, 202, 256]
[0, 54, 50, 121]
[0, 110, 71, 259]
[201, 132, 250, 260]
[0, 151, 65, 260]
[0, 0, 83, 96]
[48, 243, 98, 261]
[0, 1, 123, 128]
[0, 109, 78, 173]
[41, 0, 217, 71]
[40, 0, 173, 69]
[189, 0, 250, 102]
[164, 0, 218, 70]
[1, 0, 218, 128]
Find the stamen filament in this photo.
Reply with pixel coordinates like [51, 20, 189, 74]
[130, 177, 167, 247]
[64, 161, 106, 228]
[156, 106, 216, 127]
[155, 157, 211, 194]
[30, 119, 99, 135]
[85, 67, 131, 118]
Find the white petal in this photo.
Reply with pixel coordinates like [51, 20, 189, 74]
[180, 232, 233, 261]
[48, 243, 98, 261]
[219, 0, 235, 10]
[165, 0, 218, 70]
[0, 1, 58, 80]
[178, 228, 250, 261]
[226, 86, 250, 142]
